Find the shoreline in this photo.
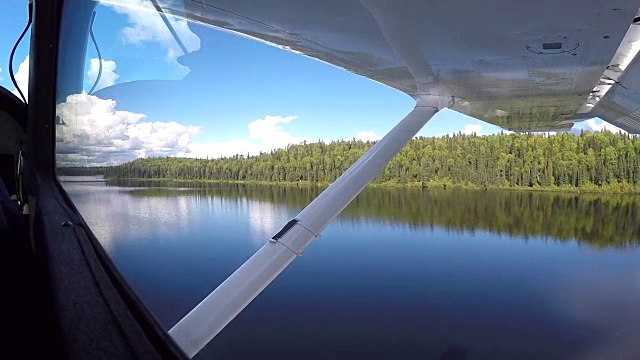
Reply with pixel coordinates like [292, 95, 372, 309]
[101, 177, 640, 195]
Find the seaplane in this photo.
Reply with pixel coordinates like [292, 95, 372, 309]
[1, 0, 639, 358]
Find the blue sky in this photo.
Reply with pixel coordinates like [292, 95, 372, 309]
[0, 0, 626, 166]
[0, 1, 30, 93]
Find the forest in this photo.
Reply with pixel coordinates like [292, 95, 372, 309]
[63, 131, 640, 192]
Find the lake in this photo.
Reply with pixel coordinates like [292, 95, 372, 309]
[62, 178, 640, 360]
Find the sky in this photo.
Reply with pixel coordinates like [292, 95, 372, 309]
[0, 0, 628, 166]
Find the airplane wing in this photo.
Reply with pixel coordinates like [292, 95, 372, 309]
[110, 0, 640, 133]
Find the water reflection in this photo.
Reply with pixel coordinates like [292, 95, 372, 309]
[61, 181, 193, 251]
[247, 200, 290, 245]
[62, 179, 640, 359]
[106, 180, 640, 249]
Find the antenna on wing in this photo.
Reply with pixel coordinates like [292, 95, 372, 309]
[88, 11, 103, 95]
[9, 0, 33, 104]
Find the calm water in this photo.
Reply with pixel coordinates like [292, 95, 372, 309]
[62, 178, 640, 360]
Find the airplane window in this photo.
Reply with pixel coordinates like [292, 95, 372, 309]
[54, 1, 229, 333]
[53, 0, 414, 357]
[52, 0, 323, 267]
[0, 0, 29, 231]
[54, 1, 640, 359]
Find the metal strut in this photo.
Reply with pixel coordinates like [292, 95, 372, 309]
[169, 101, 441, 358]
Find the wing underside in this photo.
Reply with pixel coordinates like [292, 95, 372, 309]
[112, 0, 640, 133]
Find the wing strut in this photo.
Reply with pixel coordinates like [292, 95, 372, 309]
[169, 99, 441, 358]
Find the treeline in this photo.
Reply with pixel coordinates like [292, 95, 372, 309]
[101, 131, 640, 190]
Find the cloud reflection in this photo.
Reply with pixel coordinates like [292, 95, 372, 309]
[63, 181, 293, 251]
[247, 199, 289, 246]
[62, 182, 191, 251]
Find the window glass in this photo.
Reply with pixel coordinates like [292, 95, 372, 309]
[54, 1, 640, 359]
[0, 0, 30, 100]
[53, 1, 412, 357]
[0, 1, 29, 204]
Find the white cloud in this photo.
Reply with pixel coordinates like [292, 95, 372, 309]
[247, 115, 307, 148]
[56, 94, 199, 166]
[56, 95, 308, 166]
[572, 119, 627, 134]
[87, 58, 120, 92]
[11, 55, 29, 102]
[462, 124, 482, 135]
[105, 0, 200, 69]
[184, 140, 256, 159]
[187, 115, 310, 159]
[355, 130, 380, 142]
